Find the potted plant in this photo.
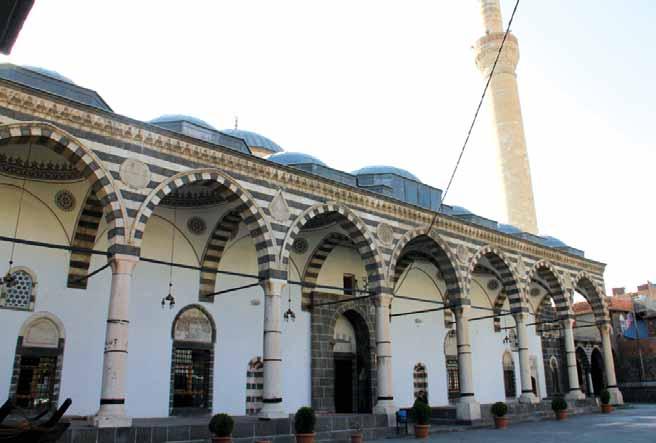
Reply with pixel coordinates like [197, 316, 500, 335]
[551, 397, 568, 420]
[600, 390, 613, 414]
[412, 398, 431, 438]
[491, 402, 509, 429]
[294, 407, 316, 443]
[208, 413, 234, 443]
[349, 419, 363, 443]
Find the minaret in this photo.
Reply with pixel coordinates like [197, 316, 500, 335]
[474, 0, 539, 234]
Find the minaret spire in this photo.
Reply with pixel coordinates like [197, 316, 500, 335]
[474, 0, 539, 234]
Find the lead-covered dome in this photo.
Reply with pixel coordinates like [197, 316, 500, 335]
[541, 236, 568, 248]
[23, 65, 75, 84]
[150, 114, 216, 130]
[269, 152, 326, 167]
[222, 129, 283, 158]
[497, 223, 522, 235]
[352, 165, 421, 182]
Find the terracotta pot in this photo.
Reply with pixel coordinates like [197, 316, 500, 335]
[555, 410, 568, 421]
[414, 424, 430, 439]
[351, 432, 363, 443]
[494, 416, 509, 429]
[212, 437, 232, 443]
[295, 433, 316, 443]
[601, 404, 613, 414]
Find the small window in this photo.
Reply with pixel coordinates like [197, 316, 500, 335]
[1, 268, 36, 311]
[343, 274, 355, 296]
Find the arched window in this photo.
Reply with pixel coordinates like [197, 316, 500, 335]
[0, 267, 37, 311]
[502, 352, 516, 399]
[170, 305, 215, 415]
[413, 363, 428, 403]
[444, 330, 459, 403]
[10, 313, 65, 410]
[246, 357, 263, 415]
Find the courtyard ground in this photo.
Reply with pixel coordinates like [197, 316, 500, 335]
[376, 403, 656, 443]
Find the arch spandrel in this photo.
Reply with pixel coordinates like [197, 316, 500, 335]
[572, 271, 610, 325]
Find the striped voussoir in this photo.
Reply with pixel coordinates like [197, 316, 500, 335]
[0, 122, 125, 244]
[388, 228, 462, 306]
[130, 169, 277, 277]
[574, 271, 610, 325]
[281, 203, 387, 295]
[301, 232, 354, 299]
[527, 260, 571, 320]
[198, 209, 242, 301]
[468, 245, 526, 315]
[67, 192, 103, 289]
[534, 295, 560, 336]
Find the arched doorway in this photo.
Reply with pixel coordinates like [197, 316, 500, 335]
[502, 352, 516, 399]
[332, 310, 372, 413]
[575, 347, 590, 395]
[591, 348, 605, 396]
[170, 305, 216, 415]
[444, 329, 459, 403]
[10, 313, 65, 411]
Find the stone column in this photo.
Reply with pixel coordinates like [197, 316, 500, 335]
[600, 323, 624, 405]
[515, 313, 538, 403]
[454, 306, 480, 422]
[373, 292, 396, 415]
[562, 318, 585, 400]
[258, 278, 287, 419]
[92, 253, 139, 428]
[586, 371, 595, 397]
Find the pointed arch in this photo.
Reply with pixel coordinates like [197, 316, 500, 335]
[527, 260, 570, 319]
[301, 232, 354, 300]
[0, 122, 127, 245]
[573, 271, 609, 324]
[67, 190, 103, 288]
[280, 203, 387, 294]
[466, 245, 526, 313]
[387, 226, 463, 306]
[198, 209, 242, 301]
[131, 169, 277, 278]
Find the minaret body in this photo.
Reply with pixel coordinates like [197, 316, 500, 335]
[474, 0, 538, 234]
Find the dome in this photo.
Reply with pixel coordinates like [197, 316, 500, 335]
[23, 65, 75, 84]
[352, 165, 421, 182]
[541, 236, 568, 248]
[450, 206, 473, 216]
[149, 114, 216, 130]
[222, 129, 283, 154]
[497, 223, 522, 235]
[269, 152, 326, 167]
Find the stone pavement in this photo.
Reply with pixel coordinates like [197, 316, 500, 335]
[376, 404, 656, 443]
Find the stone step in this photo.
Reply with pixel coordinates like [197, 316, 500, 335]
[430, 406, 457, 420]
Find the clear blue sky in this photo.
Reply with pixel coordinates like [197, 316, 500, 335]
[1, 1, 653, 292]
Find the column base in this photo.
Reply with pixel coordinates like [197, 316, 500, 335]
[373, 399, 397, 416]
[565, 389, 586, 401]
[456, 397, 480, 422]
[258, 402, 287, 419]
[90, 414, 132, 428]
[519, 392, 539, 404]
[608, 387, 624, 405]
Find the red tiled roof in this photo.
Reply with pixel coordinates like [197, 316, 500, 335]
[573, 295, 634, 314]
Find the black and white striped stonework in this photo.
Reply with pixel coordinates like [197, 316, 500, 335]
[67, 192, 103, 289]
[528, 261, 569, 320]
[301, 232, 354, 299]
[198, 210, 242, 301]
[574, 273, 609, 325]
[468, 246, 525, 314]
[0, 123, 125, 245]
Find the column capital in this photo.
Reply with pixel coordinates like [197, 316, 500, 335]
[513, 311, 529, 324]
[374, 292, 393, 307]
[260, 278, 286, 296]
[452, 305, 471, 317]
[598, 322, 612, 334]
[109, 254, 139, 274]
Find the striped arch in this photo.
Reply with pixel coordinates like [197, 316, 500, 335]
[467, 245, 527, 314]
[67, 191, 103, 289]
[198, 209, 242, 301]
[130, 169, 277, 277]
[280, 203, 387, 295]
[527, 261, 571, 320]
[573, 271, 609, 325]
[0, 122, 126, 245]
[534, 295, 560, 336]
[301, 232, 354, 299]
[387, 227, 463, 306]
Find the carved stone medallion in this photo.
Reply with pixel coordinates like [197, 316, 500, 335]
[376, 223, 394, 246]
[292, 238, 309, 254]
[487, 279, 500, 291]
[54, 190, 76, 211]
[187, 216, 207, 235]
[119, 158, 151, 189]
[456, 244, 469, 264]
[268, 190, 290, 223]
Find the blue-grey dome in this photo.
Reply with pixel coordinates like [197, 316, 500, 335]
[450, 206, 473, 216]
[269, 152, 326, 167]
[541, 236, 568, 248]
[497, 223, 522, 235]
[23, 65, 75, 84]
[352, 165, 421, 182]
[150, 114, 216, 130]
[222, 129, 283, 153]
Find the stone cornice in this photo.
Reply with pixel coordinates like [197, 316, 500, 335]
[0, 80, 606, 277]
